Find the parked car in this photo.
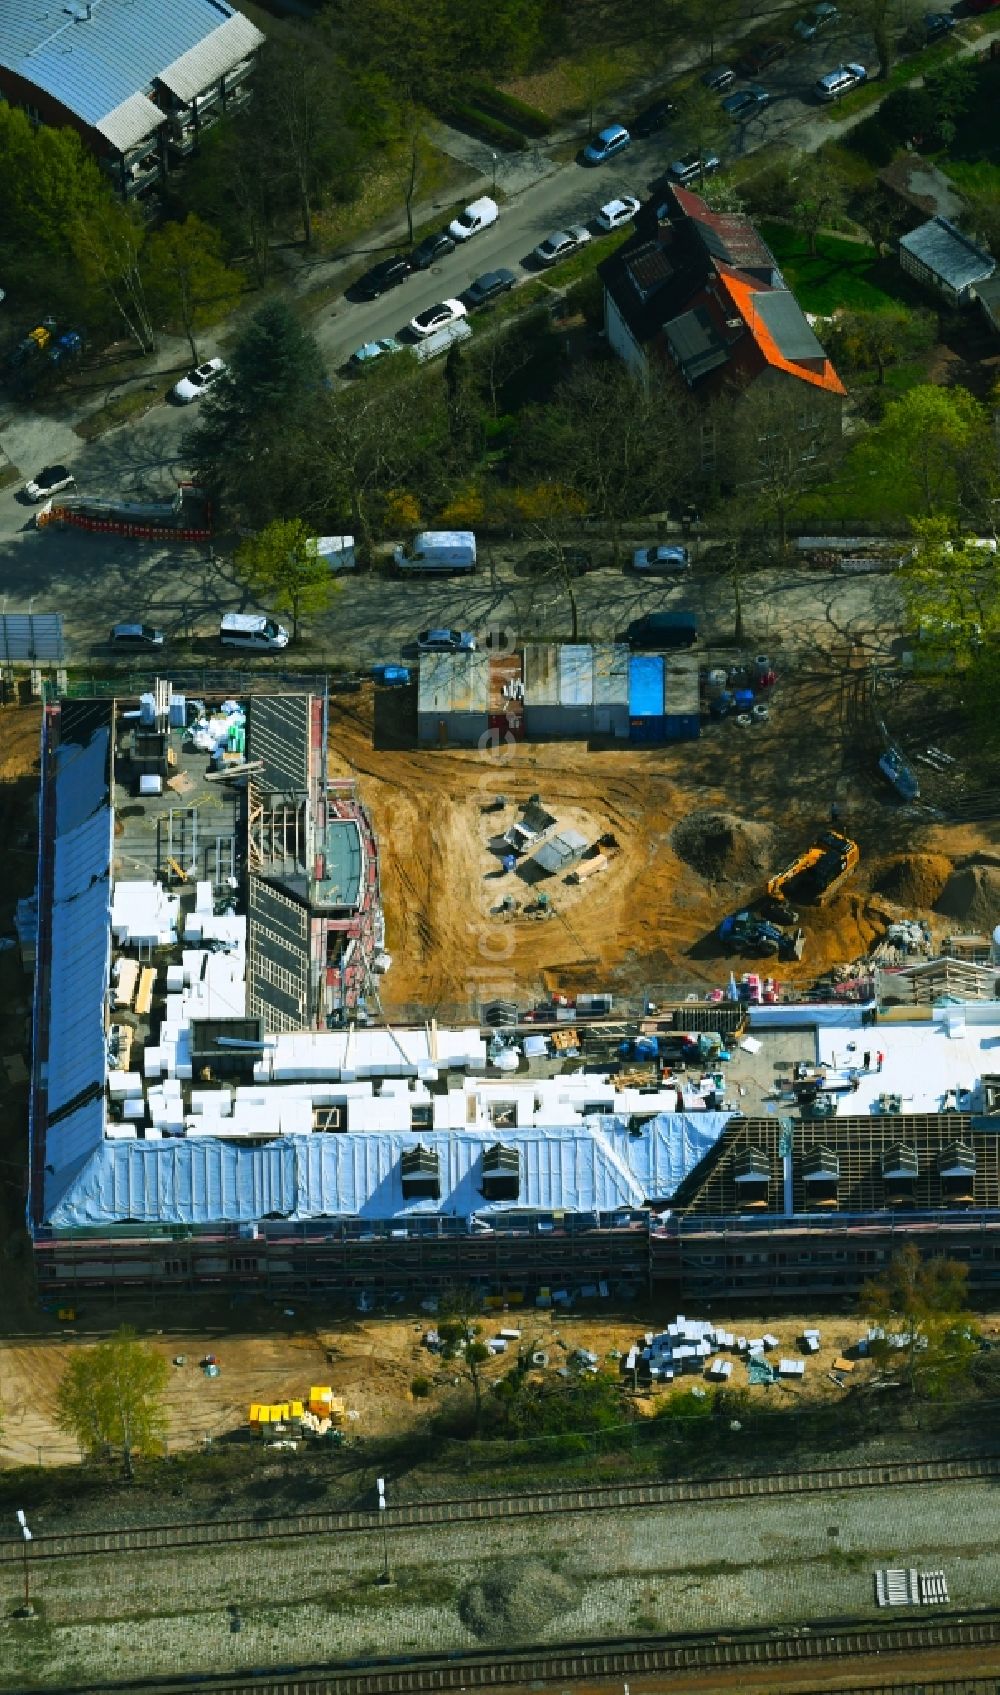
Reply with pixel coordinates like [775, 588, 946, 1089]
[110, 622, 165, 649]
[416, 628, 477, 652]
[582, 123, 631, 164]
[350, 338, 403, 368]
[409, 230, 456, 269]
[465, 269, 517, 307]
[722, 86, 771, 120]
[668, 153, 721, 185]
[409, 299, 468, 338]
[447, 196, 499, 241]
[923, 9, 957, 34]
[794, 2, 838, 39]
[355, 255, 412, 298]
[967, 0, 1000, 13]
[533, 226, 591, 266]
[596, 195, 641, 231]
[631, 544, 691, 573]
[172, 357, 226, 403]
[737, 38, 788, 74]
[814, 61, 867, 100]
[701, 64, 736, 91]
[24, 464, 74, 501]
[631, 98, 676, 136]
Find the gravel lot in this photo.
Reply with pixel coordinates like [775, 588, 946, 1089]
[2, 1479, 997, 1690]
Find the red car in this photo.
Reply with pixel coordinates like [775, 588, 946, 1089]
[967, 0, 999, 12]
[737, 38, 788, 74]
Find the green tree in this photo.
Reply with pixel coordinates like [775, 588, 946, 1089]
[55, 1328, 169, 1480]
[714, 378, 843, 555]
[851, 385, 990, 519]
[235, 518, 340, 641]
[900, 515, 999, 664]
[439, 1288, 492, 1432]
[672, 83, 728, 181]
[829, 305, 934, 386]
[923, 58, 977, 146]
[569, 47, 620, 135]
[186, 301, 330, 526]
[252, 34, 358, 246]
[790, 155, 847, 257]
[860, 1244, 977, 1396]
[143, 215, 243, 361]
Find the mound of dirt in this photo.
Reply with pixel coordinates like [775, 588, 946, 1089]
[459, 1559, 579, 1641]
[874, 852, 953, 910]
[935, 864, 1000, 931]
[671, 811, 775, 885]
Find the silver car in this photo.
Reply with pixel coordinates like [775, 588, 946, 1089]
[533, 227, 592, 266]
[631, 545, 691, 573]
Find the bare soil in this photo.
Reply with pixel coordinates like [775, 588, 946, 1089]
[328, 685, 1000, 1009]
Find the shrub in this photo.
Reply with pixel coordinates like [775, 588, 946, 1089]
[444, 102, 527, 152]
[410, 1375, 432, 1399]
[468, 82, 553, 137]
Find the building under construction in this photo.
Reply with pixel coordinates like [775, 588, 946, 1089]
[24, 680, 1000, 1303]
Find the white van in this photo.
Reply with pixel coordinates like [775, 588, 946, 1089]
[448, 196, 499, 241]
[393, 531, 477, 574]
[413, 319, 472, 364]
[312, 535, 356, 571]
[219, 612, 290, 650]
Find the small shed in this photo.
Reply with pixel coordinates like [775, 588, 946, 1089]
[524, 643, 596, 739]
[898, 217, 996, 305]
[593, 643, 631, 738]
[417, 651, 490, 746]
[663, 657, 701, 740]
[532, 828, 589, 876]
[629, 653, 665, 742]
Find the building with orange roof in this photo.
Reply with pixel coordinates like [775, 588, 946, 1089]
[598, 183, 845, 467]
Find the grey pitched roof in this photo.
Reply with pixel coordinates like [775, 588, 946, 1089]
[753, 290, 826, 362]
[663, 306, 730, 381]
[0, 0, 263, 129]
[899, 217, 996, 292]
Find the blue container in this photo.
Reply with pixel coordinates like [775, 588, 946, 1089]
[630, 715, 668, 744]
[664, 713, 701, 741]
[733, 688, 755, 708]
[710, 693, 733, 719]
[629, 654, 665, 718]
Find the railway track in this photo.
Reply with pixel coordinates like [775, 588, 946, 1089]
[48, 1611, 1000, 1695]
[3, 1452, 998, 1565]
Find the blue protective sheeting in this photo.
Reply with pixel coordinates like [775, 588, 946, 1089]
[629, 654, 664, 717]
[46, 726, 112, 1121]
[47, 1113, 733, 1229]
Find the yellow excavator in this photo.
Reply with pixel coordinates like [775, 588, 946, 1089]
[766, 830, 859, 909]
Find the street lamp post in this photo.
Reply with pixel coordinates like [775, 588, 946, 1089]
[16, 1510, 33, 1615]
[376, 1477, 391, 1584]
[491, 152, 498, 197]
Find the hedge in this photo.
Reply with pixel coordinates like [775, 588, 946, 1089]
[445, 101, 527, 152]
[468, 81, 553, 138]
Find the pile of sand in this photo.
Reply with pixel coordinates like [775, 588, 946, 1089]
[671, 811, 775, 885]
[874, 852, 953, 910]
[459, 1559, 579, 1641]
[935, 863, 1000, 932]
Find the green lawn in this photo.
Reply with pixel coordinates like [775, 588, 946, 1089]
[759, 224, 899, 315]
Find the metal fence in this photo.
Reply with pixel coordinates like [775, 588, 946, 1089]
[54, 669, 332, 700]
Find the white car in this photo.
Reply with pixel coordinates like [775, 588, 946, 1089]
[596, 196, 641, 232]
[172, 357, 227, 403]
[631, 544, 691, 573]
[447, 196, 499, 242]
[409, 299, 468, 338]
[24, 464, 75, 501]
[533, 227, 591, 267]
